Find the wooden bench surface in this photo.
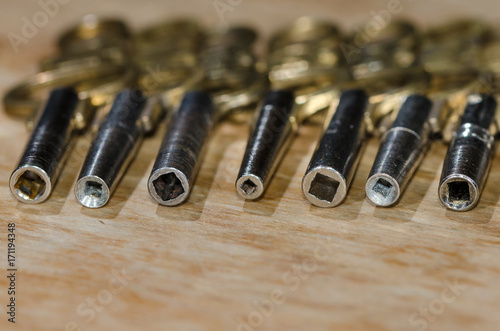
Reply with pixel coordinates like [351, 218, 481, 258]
[1, 1, 499, 330]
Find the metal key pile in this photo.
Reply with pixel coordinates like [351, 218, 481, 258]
[4, 15, 500, 212]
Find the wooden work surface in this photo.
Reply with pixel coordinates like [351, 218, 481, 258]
[1, 1, 500, 330]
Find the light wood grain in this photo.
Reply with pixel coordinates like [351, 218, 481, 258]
[1, 1, 500, 331]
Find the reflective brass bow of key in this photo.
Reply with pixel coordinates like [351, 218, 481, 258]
[147, 26, 267, 206]
[477, 24, 500, 137]
[88, 19, 206, 134]
[268, 16, 348, 123]
[4, 15, 136, 130]
[349, 20, 419, 81]
[201, 26, 267, 121]
[349, 20, 425, 136]
[268, 17, 343, 89]
[134, 19, 205, 103]
[422, 19, 490, 142]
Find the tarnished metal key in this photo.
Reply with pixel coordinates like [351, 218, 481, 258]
[438, 94, 497, 211]
[236, 90, 296, 200]
[75, 89, 158, 208]
[299, 20, 425, 207]
[148, 91, 214, 206]
[10, 87, 80, 204]
[148, 26, 265, 206]
[302, 89, 369, 207]
[236, 17, 347, 200]
[366, 94, 433, 207]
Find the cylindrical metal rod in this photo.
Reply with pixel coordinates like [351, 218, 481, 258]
[439, 94, 497, 211]
[235, 90, 296, 200]
[366, 94, 433, 207]
[10, 87, 79, 204]
[148, 90, 215, 206]
[75, 89, 147, 208]
[302, 89, 369, 207]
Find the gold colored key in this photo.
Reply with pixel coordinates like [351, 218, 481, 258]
[134, 19, 205, 102]
[421, 19, 491, 141]
[3, 15, 135, 131]
[200, 26, 268, 122]
[345, 20, 424, 136]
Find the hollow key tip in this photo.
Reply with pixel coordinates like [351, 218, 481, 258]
[148, 168, 190, 206]
[439, 175, 479, 212]
[10, 166, 51, 204]
[365, 174, 401, 207]
[236, 175, 264, 200]
[75, 176, 111, 209]
[302, 167, 347, 208]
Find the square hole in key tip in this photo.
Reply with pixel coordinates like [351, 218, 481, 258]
[85, 181, 103, 198]
[447, 181, 470, 203]
[373, 178, 393, 199]
[153, 172, 185, 201]
[241, 179, 257, 195]
[14, 170, 46, 200]
[308, 173, 339, 203]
